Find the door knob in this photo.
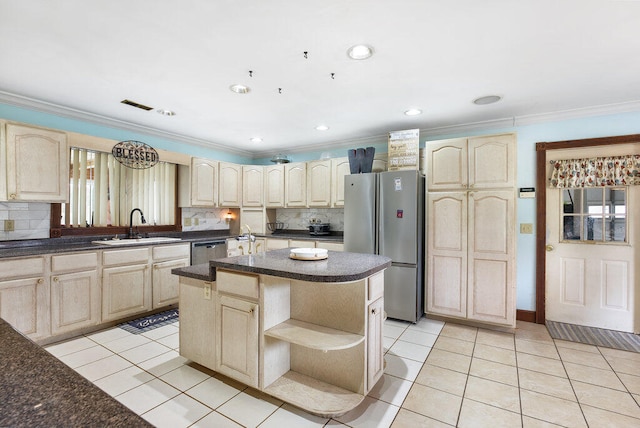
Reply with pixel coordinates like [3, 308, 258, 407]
[546, 245, 554, 252]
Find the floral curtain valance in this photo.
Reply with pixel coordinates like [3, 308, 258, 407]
[549, 154, 640, 188]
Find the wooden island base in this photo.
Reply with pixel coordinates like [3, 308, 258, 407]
[173, 248, 391, 417]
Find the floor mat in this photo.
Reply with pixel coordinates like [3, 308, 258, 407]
[119, 309, 179, 334]
[546, 320, 640, 353]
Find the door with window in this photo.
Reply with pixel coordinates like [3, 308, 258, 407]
[545, 144, 639, 333]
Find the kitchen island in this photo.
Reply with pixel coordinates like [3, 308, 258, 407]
[173, 248, 391, 417]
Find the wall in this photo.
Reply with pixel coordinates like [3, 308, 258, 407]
[275, 208, 344, 232]
[0, 202, 50, 240]
[2, 101, 640, 312]
[181, 207, 231, 232]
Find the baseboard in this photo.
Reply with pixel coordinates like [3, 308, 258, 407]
[516, 309, 537, 323]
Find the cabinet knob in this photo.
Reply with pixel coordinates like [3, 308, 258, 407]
[53, 277, 59, 282]
[9, 193, 16, 200]
[371, 308, 377, 315]
[546, 245, 554, 252]
[37, 278, 43, 284]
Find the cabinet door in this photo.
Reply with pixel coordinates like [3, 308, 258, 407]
[216, 294, 259, 387]
[0, 277, 49, 339]
[219, 162, 242, 207]
[265, 165, 285, 207]
[51, 270, 100, 335]
[285, 162, 307, 207]
[179, 277, 216, 370]
[152, 258, 189, 309]
[426, 192, 467, 318]
[426, 138, 467, 190]
[307, 160, 331, 207]
[289, 239, 313, 248]
[242, 165, 264, 207]
[468, 134, 516, 189]
[240, 208, 266, 235]
[315, 241, 344, 252]
[102, 264, 151, 322]
[266, 238, 289, 251]
[467, 190, 515, 326]
[191, 158, 218, 206]
[366, 297, 384, 391]
[5, 123, 68, 202]
[331, 157, 351, 207]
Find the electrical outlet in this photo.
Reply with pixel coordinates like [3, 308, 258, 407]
[203, 282, 211, 300]
[520, 223, 533, 234]
[194, 218, 199, 226]
[3, 220, 15, 232]
[183, 218, 192, 226]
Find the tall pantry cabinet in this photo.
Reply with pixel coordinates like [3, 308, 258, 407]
[425, 133, 517, 327]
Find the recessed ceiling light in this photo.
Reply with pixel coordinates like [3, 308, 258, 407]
[473, 95, 502, 105]
[404, 109, 422, 116]
[315, 125, 329, 131]
[250, 137, 263, 143]
[230, 84, 250, 94]
[347, 44, 374, 60]
[156, 109, 176, 116]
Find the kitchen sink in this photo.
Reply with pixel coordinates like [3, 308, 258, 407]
[92, 237, 182, 246]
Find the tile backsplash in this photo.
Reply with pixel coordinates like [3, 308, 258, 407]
[0, 202, 51, 240]
[181, 207, 231, 232]
[276, 208, 344, 231]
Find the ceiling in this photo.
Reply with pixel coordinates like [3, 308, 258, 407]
[2, 0, 640, 157]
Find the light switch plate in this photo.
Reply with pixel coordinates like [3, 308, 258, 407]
[203, 282, 211, 300]
[183, 218, 192, 226]
[520, 223, 533, 234]
[3, 220, 15, 232]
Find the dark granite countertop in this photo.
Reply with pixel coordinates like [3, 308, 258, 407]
[172, 263, 214, 281]
[208, 248, 391, 282]
[0, 318, 151, 427]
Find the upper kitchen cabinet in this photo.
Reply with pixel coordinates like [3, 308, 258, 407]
[331, 157, 350, 207]
[427, 133, 515, 190]
[265, 164, 285, 208]
[284, 162, 306, 207]
[2, 122, 68, 202]
[372, 153, 388, 173]
[307, 160, 331, 207]
[179, 158, 218, 207]
[218, 162, 242, 207]
[242, 165, 264, 207]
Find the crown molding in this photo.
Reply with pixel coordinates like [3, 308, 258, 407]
[513, 100, 640, 126]
[250, 133, 390, 159]
[0, 91, 253, 157]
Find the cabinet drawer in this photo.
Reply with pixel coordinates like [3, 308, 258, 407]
[103, 247, 150, 266]
[368, 271, 384, 301]
[152, 243, 190, 261]
[216, 270, 259, 299]
[0, 257, 45, 280]
[51, 252, 98, 273]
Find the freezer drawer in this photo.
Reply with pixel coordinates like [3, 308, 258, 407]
[384, 264, 423, 323]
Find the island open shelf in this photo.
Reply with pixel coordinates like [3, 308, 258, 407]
[264, 319, 365, 350]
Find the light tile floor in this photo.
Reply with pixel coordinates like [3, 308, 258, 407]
[44, 318, 640, 427]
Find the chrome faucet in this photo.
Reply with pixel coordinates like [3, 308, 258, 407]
[128, 208, 146, 238]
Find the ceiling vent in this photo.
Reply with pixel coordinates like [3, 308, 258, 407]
[120, 99, 154, 111]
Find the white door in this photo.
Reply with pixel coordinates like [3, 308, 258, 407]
[545, 144, 639, 333]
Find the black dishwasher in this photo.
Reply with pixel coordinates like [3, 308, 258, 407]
[191, 240, 227, 265]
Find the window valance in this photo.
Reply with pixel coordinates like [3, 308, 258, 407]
[549, 154, 640, 188]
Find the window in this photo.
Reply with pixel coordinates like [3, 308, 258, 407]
[59, 147, 177, 231]
[562, 187, 627, 242]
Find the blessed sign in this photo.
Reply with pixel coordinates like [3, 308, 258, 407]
[112, 140, 159, 169]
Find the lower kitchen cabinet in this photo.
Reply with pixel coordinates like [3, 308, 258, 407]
[51, 270, 100, 335]
[216, 294, 259, 387]
[179, 277, 216, 370]
[0, 257, 49, 340]
[152, 258, 188, 309]
[102, 263, 151, 322]
[315, 241, 344, 252]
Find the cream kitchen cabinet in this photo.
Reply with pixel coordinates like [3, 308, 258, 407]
[426, 190, 516, 326]
[179, 158, 219, 207]
[50, 252, 100, 335]
[218, 162, 242, 207]
[265, 164, 285, 207]
[101, 247, 152, 322]
[285, 162, 307, 207]
[427, 133, 516, 191]
[242, 165, 264, 207]
[179, 277, 217, 370]
[0, 256, 49, 340]
[372, 153, 388, 173]
[331, 157, 350, 207]
[266, 238, 290, 251]
[288, 239, 314, 248]
[2, 122, 68, 202]
[216, 270, 260, 388]
[240, 208, 266, 235]
[307, 160, 331, 207]
[152, 244, 190, 309]
[315, 241, 344, 252]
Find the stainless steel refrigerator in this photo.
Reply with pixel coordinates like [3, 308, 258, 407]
[344, 170, 425, 322]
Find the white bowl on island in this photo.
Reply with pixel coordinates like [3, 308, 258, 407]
[290, 247, 328, 260]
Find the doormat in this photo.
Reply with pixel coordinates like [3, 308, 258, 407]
[546, 321, 640, 353]
[119, 309, 179, 334]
